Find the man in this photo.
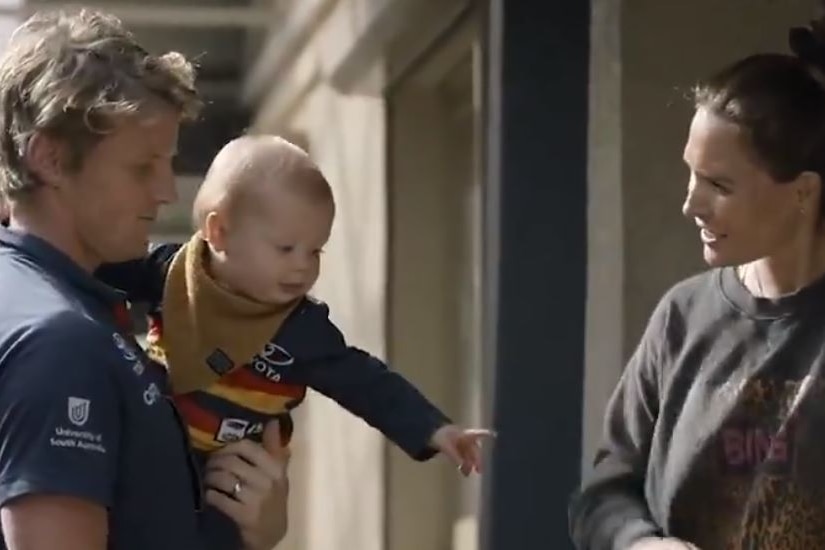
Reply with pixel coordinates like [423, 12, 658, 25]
[0, 9, 288, 550]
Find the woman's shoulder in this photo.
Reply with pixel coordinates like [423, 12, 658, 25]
[647, 268, 725, 332]
[658, 268, 722, 307]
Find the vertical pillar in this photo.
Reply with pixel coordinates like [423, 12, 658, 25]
[480, 0, 590, 548]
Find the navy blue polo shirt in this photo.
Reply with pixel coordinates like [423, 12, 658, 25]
[0, 227, 205, 549]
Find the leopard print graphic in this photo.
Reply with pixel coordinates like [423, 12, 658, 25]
[670, 376, 825, 549]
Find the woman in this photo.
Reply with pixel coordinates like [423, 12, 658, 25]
[570, 15, 825, 550]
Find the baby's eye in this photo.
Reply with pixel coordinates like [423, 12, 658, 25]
[277, 245, 294, 253]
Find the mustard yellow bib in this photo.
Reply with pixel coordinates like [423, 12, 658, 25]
[148, 233, 297, 394]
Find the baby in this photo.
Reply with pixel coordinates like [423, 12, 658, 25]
[99, 135, 492, 477]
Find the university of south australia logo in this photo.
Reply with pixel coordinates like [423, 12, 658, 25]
[67, 397, 91, 427]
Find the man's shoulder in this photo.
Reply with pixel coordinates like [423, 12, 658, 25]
[0, 255, 75, 325]
[0, 253, 117, 363]
[0, 245, 45, 283]
[3, 309, 110, 352]
[0, 312, 128, 411]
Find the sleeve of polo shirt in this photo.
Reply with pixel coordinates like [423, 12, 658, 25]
[0, 313, 121, 509]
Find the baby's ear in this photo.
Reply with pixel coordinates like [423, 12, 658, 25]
[202, 210, 228, 252]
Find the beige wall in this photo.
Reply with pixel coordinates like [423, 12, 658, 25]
[385, 54, 480, 550]
[248, 3, 391, 546]
[583, 0, 818, 468]
[248, 2, 482, 549]
[384, 9, 481, 550]
[245, 4, 481, 550]
[385, 87, 461, 550]
[254, 84, 388, 550]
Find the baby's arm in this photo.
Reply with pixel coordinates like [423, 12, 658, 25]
[292, 303, 452, 460]
[94, 243, 182, 304]
[305, 346, 451, 461]
[296, 303, 494, 472]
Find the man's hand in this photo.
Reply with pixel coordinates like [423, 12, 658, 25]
[204, 420, 290, 550]
[627, 537, 700, 550]
[429, 424, 496, 476]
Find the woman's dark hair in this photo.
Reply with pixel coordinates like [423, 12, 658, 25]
[694, 15, 825, 213]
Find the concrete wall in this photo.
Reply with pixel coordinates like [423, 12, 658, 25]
[253, 85, 387, 550]
[291, 87, 388, 550]
[247, 2, 481, 549]
[582, 0, 818, 469]
[385, 54, 480, 550]
[248, 3, 389, 547]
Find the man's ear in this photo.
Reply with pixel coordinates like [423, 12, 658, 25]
[24, 132, 66, 188]
[203, 210, 229, 252]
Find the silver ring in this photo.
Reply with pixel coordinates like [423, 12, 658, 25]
[232, 481, 243, 499]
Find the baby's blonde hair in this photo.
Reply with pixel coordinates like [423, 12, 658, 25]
[192, 134, 334, 230]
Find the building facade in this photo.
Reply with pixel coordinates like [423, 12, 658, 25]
[242, 1, 590, 548]
[2, 0, 817, 548]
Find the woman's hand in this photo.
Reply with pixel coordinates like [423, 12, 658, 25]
[204, 421, 290, 550]
[627, 537, 700, 550]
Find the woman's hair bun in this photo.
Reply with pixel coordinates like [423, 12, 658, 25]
[790, 18, 825, 71]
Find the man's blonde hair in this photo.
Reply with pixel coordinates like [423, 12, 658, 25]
[0, 8, 203, 198]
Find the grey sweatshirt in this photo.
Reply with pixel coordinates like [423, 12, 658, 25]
[570, 267, 825, 550]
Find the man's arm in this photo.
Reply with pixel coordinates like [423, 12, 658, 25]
[94, 242, 181, 303]
[2, 496, 106, 550]
[568, 297, 671, 550]
[0, 313, 122, 549]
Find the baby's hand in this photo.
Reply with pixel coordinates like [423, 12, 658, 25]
[429, 424, 496, 476]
